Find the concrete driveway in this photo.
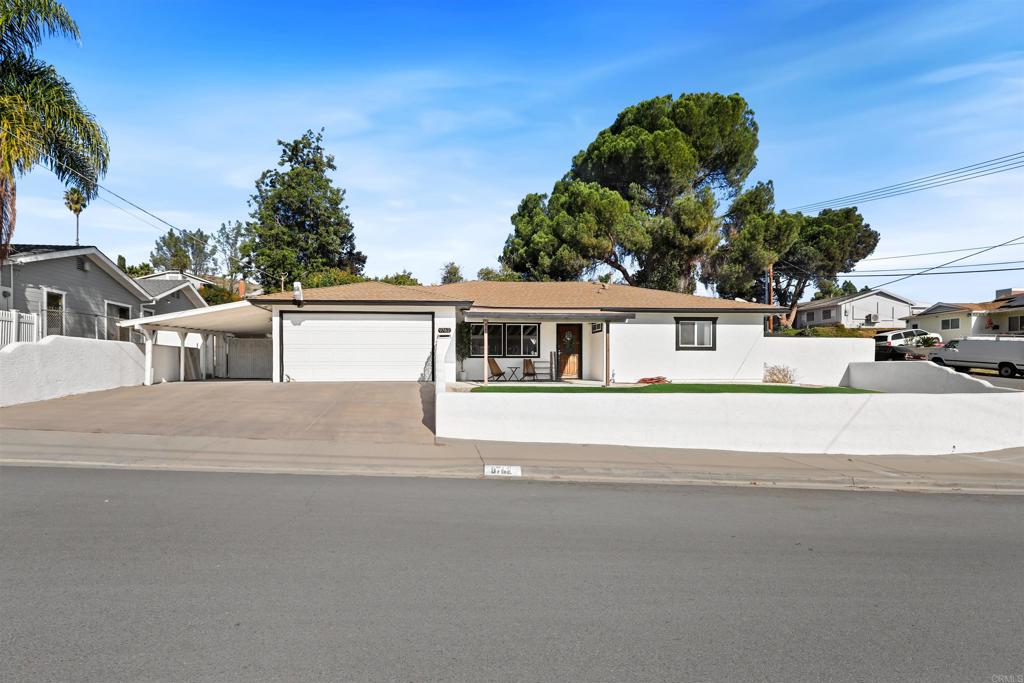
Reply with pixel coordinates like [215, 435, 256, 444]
[0, 381, 436, 444]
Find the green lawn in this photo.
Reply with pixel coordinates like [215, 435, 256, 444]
[471, 383, 873, 394]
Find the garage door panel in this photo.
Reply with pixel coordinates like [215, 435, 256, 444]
[282, 313, 433, 382]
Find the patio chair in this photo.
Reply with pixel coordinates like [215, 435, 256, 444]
[487, 357, 507, 382]
[522, 358, 538, 381]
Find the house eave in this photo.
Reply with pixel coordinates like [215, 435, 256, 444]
[463, 310, 636, 322]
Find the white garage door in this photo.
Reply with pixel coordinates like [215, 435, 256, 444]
[281, 312, 433, 382]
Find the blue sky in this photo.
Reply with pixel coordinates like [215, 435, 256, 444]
[18, 0, 1024, 302]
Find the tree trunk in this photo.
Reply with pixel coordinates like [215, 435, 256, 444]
[603, 256, 635, 285]
[0, 176, 16, 266]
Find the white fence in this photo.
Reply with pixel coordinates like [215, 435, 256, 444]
[436, 391, 1024, 456]
[0, 310, 39, 349]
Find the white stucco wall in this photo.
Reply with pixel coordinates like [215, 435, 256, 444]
[0, 336, 196, 406]
[0, 336, 144, 407]
[841, 361, 1015, 394]
[436, 391, 1024, 455]
[610, 313, 873, 385]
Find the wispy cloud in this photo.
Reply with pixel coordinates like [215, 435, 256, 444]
[917, 53, 1024, 84]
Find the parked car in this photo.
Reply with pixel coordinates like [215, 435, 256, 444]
[874, 329, 942, 360]
[928, 337, 1024, 378]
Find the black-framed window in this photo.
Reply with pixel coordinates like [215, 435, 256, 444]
[504, 323, 540, 357]
[469, 322, 541, 357]
[822, 309, 832, 320]
[470, 323, 503, 357]
[940, 318, 960, 331]
[675, 317, 717, 351]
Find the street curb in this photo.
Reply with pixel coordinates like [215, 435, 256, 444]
[3, 457, 1022, 495]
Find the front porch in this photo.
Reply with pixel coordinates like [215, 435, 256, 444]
[459, 309, 635, 385]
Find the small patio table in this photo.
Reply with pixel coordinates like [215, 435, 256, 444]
[506, 365, 521, 381]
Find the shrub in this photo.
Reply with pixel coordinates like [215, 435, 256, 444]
[763, 364, 796, 384]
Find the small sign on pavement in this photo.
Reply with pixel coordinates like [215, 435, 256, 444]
[484, 464, 522, 477]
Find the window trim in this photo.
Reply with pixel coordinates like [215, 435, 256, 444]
[469, 322, 505, 358]
[40, 287, 66, 337]
[104, 299, 134, 341]
[674, 316, 717, 351]
[502, 322, 541, 358]
[469, 322, 542, 358]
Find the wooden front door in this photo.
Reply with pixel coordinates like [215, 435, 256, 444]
[556, 324, 582, 379]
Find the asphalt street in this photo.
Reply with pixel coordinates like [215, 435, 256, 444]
[2, 467, 1022, 683]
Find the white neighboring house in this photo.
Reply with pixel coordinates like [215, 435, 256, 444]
[795, 288, 924, 329]
[119, 280, 874, 388]
[903, 288, 1024, 341]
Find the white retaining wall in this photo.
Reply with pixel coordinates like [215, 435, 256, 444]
[436, 392, 1024, 455]
[0, 336, 189, 407]
[842, 361, 1015, 394]
[1, 336, 144, 407]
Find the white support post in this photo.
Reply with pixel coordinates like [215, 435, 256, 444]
[141, 327, 154, 386]
[177, 330, 188, 382]
[483, 320, 489, 385]
[10, 310, 18, 343]
[199, 333, 209, 380]
[604, 321, 611, 387]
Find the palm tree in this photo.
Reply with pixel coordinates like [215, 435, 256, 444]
[63, 186, 85, 245]
[0, 0, 109, 263]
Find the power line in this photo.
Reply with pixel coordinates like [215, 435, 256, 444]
[842, 259, 1024, 274]
[872, 232, 1024, 288]
[787, 152, 1024, 212]
[789, 163, 1024, 212]
[1, 124, 287, 282]
[840, 266, 1024, 278]
[860, 240, 1024, 261]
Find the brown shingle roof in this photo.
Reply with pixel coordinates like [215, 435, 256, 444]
[431, 280, 781, 311]
[253, 279, 782, 311]
[251, 280, 470, 303]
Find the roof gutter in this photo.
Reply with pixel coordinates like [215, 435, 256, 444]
[600, 306, 788, 314]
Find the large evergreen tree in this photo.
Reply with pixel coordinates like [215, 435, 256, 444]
[770, 207, 879, 326]
[241, 129, 365, 291]
[150, 227, 216, 274]
[501, 93, 759, 292]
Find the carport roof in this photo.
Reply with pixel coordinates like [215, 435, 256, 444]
[119, 300, 271, 335]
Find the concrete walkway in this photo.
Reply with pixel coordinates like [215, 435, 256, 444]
[2, 428, 1022, 494]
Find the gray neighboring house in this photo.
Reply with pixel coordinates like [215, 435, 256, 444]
[135, 278, 208, 316]
[1, 244, 205, 341]
[796, 288, 925, 329]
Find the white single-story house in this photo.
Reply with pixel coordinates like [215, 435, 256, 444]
[120, 280, 870, 387]
[795, 288, 923, 329]
[903, 288, 1024, 340]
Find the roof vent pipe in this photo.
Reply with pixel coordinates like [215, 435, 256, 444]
[293, 281, 304, 308]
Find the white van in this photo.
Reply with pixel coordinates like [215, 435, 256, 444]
[928, 337, 1024, 378]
